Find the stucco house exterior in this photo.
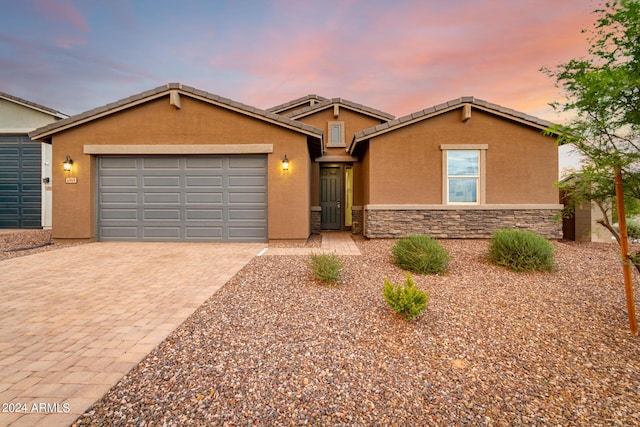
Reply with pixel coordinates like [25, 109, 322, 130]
[29, 83, 562, 242]
[0, 91, 67, 229]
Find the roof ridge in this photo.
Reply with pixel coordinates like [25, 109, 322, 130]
[266, 94, 329, 113]
[284, 97, 395, 121]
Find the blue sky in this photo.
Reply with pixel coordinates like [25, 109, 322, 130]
[0, 0, 597, 121]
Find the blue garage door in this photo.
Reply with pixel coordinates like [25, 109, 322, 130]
[0, 135, 41, 228]
[97, 155, 267, 242]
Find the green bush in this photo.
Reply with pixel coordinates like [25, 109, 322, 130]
[489, 229, 555, 272]
[309, 252, 343, 284]
[383, 274, 429, 320]
[391, 235, 450, 274]
[625, 219, 640, 239]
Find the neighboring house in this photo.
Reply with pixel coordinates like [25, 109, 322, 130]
[0, 92, 67, 229]
[559, 145, 614, 243]
[29, 83, 562, 242]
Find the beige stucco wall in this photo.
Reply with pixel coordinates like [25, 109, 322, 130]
[48, 95, 313, 241]
[0, 99, 59, 132]
[366, 108, 558, 205]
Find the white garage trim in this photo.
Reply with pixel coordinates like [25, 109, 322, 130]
[84, 144, 274, 155]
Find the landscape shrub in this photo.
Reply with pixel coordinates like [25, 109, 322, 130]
[488, 229, 555, 272]
[383, 274, 429, 320]
[625, 219, 640, 240]
[309, 252, 343, 284]
[391, 234, 450, 274]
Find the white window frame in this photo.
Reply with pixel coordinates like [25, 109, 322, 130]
[440, 144, 488, 205]
[327, 121, 345, 147]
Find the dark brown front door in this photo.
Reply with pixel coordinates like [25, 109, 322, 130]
[320, 167, 341, 230]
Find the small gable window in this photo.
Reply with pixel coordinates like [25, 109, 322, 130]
[441, 144, 488, 204]
[327, 121, 345, 147]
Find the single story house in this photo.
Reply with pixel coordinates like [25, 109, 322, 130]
[0, 91, 67, 228]
[29, 83, 563, 242]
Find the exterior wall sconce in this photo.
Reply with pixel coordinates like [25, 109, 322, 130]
[63, 155, 74, 172]
[282, 154, 289, 171]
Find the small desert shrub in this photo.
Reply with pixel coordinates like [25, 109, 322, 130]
[309, 252, 343, 284]
[391, 235, 450, 274]
[383, 274, 429, 320]
[625, 219, 640, 240]
[489, 229, 555, 272]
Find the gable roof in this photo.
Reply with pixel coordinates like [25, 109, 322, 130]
[29, 83, 324, 142]
[0, 91, 68, 119]
[266, 94, 328, 114]
[349, 96, 557, 154]
[283, 97, 395, 122]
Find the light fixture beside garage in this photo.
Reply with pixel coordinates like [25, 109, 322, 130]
[63, 155, 74, 172]
[282, 154, 289, 171]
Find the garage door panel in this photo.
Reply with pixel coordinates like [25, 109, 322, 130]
[143, 158, 181, 169]
[186, 193, 223, 204]
[143, 193, 181, 204]
[186, 175, 223, 187]
[229, 156, 266, 168]
[98, 155, 267, 242]
[101, 192, 138, 204]
[101, 176, 138, 187]
[229, 192, 266, 204]
[229, 208, 266, 220]
[100, 209, 138, 220]
[186, 157, 223, 169]
[143, 176, 180, 187]
[186, 209, 223, 220]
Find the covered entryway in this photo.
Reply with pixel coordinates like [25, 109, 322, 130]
[98, 155, 267, 242]
[0, 135, 42, 228]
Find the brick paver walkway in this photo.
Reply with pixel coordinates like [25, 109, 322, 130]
[263, 231, 361, 256]
[0, 242, 263, 427]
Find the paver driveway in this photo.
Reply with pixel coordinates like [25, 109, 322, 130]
[0, 242, 264, 427]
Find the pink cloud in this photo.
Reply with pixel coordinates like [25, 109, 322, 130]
[32, 0, 90, 32]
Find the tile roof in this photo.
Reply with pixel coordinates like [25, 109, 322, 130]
[0, 91, 68, 119]
[350, 96, 557, 153]
[283, 97, 395, 121]
[266, 94, 328, 114]
[29, 83, 324, 141]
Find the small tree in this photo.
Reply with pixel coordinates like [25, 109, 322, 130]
[543, 0, 640, 334]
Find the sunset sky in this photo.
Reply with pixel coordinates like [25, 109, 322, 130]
[0, 0, 600, 122]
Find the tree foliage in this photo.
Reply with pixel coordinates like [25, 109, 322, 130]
[543, 0, 640, 254]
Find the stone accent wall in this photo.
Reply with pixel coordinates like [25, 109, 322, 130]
[311, 207, 321, 234]
[351, 206, 363, 235]
[363, 208, 562, 239]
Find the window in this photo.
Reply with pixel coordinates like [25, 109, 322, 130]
[327, 121, 345, 147]
[441, 144, 487, 204]
[447, 150, 479, 203]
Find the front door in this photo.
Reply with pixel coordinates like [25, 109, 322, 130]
[320, 167, 341, 230]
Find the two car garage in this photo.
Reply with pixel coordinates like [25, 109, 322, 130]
[97, 155, 267, 242]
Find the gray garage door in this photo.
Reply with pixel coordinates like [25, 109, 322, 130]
[0, 135, 42, 229]
[98, 155, 267, 242]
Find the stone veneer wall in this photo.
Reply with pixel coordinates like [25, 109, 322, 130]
[351, 207, 363, 235]
[363, 208, 563, 239]
[311, 207, 321, 234]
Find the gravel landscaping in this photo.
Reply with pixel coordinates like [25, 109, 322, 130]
[64, 235, 640, 426]
[0, 229, 84, 260]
